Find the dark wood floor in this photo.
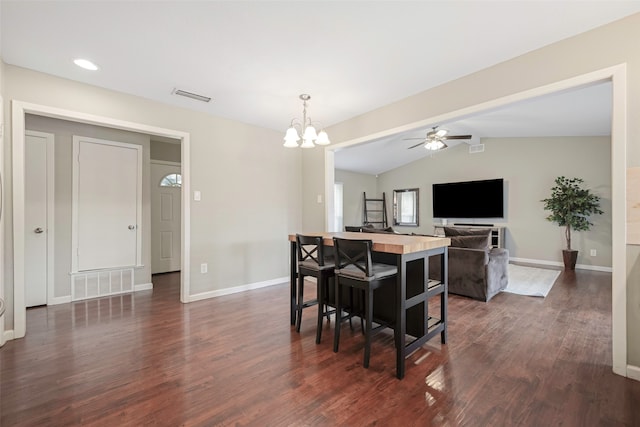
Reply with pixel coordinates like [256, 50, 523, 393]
[1, 268, 639, 426]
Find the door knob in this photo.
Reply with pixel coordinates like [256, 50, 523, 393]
[128, 225, 136, 230]
[34, 227, 44, 234]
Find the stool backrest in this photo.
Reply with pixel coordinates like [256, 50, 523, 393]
[333, 238, 374, 278]
[296, 234, 328, 267]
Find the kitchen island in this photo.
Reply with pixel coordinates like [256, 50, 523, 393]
[289, 232, 450, 379]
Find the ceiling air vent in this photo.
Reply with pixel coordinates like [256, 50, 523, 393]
[172, 88, 212, 103]
[469, 144, 485, 154]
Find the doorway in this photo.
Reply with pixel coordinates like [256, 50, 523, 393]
[11, 102, 192, 340]
[151, 160, 182, 274]
[324, 65, 628, 376]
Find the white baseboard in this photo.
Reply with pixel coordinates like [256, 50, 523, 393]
[188, 276, 288, 303]
[627, 364, 640, 381]
[134, 282, 153, 291]
[3, 329, 15, 343]
[48, 295, 72, 305]
[509, 257, 612, 273]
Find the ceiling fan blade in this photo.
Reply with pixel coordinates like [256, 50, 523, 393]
[407, 142, 425, 149]
[402, 137, 426, 140]
[443, 135, 472, 140]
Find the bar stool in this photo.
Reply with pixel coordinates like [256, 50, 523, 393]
[332, 237, 397, 368]
[296, 234, 336, 344]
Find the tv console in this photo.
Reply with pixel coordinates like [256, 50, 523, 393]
[433, 224, 505, 248]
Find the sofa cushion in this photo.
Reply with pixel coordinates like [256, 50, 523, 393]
[443, 227, 492, 237]
[450, 234, 490, 249]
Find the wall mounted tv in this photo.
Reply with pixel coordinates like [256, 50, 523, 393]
[432, 178, 504, 218]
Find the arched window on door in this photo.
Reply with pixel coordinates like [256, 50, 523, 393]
[160, 173, 182, 188]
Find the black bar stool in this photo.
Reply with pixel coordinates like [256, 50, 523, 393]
[295, 234, 336, 344]
[332, 237, 397, 368]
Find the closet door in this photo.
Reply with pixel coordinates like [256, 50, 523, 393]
[72, 136, 142, 272]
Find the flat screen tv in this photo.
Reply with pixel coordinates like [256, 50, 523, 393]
[432, 178, 504, 218]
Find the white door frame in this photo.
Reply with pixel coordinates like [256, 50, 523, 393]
[325, 64, 628, 377]
[25, 130, 55, 306]
[11, 101, 192, 339]
[0, 95, 5, 346]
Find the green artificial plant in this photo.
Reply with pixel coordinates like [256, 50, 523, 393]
[541, 176, 603, 251]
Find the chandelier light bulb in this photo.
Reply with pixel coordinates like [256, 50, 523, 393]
[283, 127, 300, 147]
[300, 138, 316, 148]
[315, 130, 330, 145]
[302, 125, 318, 141]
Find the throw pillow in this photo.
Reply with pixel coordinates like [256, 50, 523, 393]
[450, 235, 491, 249]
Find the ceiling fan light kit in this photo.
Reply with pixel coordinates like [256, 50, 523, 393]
[405, 126, 472, 151]
[283, 94, 330, 148]
[425, 140, 446, 151]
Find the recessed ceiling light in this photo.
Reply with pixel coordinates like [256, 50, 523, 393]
[73, 58, 99, 71]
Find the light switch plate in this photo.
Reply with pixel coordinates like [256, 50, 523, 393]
[194, 190, 201, 201]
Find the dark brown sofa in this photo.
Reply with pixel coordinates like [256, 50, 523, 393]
[429, 227, 509, 302]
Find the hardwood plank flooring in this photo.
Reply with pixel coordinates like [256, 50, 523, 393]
[1, 269, 639, 426]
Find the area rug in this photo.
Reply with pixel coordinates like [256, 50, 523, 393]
[502, 264, 561, 298]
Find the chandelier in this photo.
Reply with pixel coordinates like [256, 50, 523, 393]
[283, 94, 330, 148]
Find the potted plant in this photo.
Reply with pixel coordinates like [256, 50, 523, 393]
[541, 176, 603, 270]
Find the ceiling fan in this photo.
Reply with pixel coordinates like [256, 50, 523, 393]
[405, 126, 472, 151]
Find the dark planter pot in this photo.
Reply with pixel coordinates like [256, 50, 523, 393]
[562, 250, 578, 270]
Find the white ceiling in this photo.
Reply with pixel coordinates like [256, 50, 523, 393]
[0, 1, 636, 173]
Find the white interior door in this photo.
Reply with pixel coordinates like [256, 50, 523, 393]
[151, 162, 181, 274]
[25, 131, 54, 307]
[73, 136, 142, 272]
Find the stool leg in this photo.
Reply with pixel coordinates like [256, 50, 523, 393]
[359, 289, 365, 335]
[348, 288, 354, 330]
[316, 275, 324, 344]
[333, 279, 341, 353]
[364, 287, 373, 368]
[326, 276, 334, 325]
[296, 273, 304, 333]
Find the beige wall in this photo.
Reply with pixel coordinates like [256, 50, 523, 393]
[151, 140, 181, 163]
[25, 115, 153, 297]
[334, 169, 378, 228]
[2, 65, 302, 330]
[375, 136, 612, 268]
[313, 14, 640, 366]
